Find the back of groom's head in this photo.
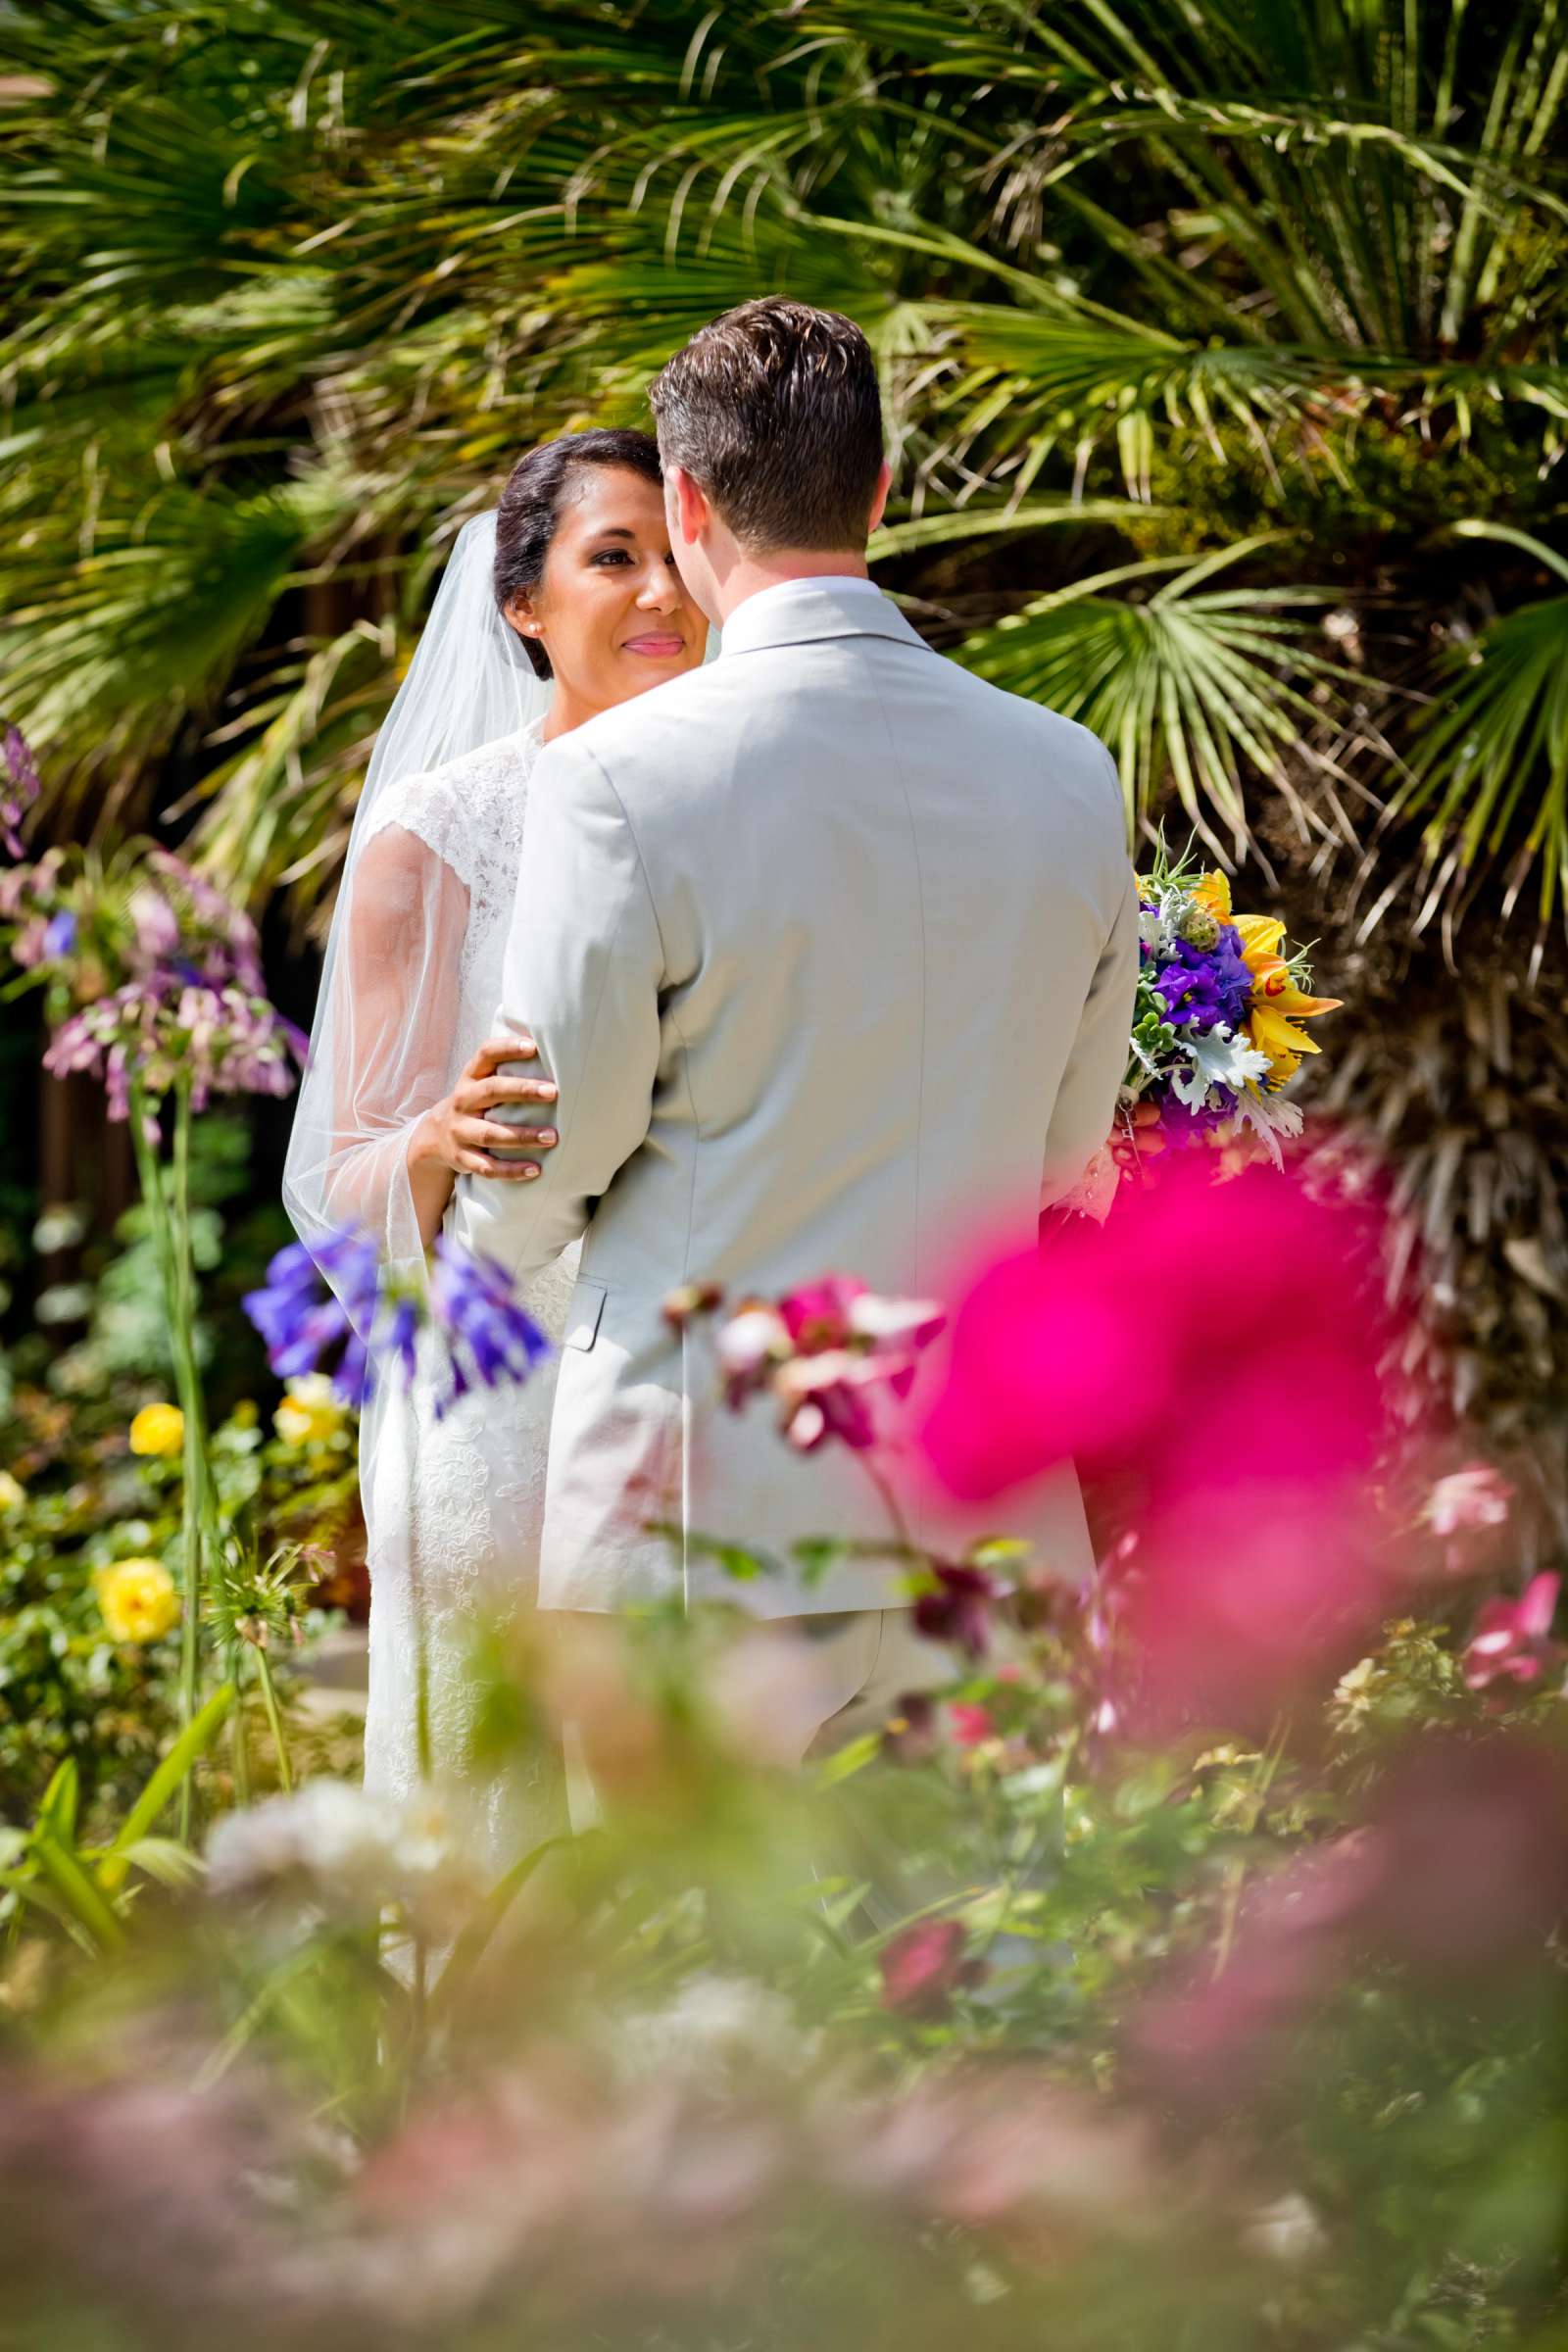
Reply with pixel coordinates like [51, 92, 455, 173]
[649, 297, 883, 554]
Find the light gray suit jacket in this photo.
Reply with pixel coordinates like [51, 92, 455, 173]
[449, 580, 1138, 1615]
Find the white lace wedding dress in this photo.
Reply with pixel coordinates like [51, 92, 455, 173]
[345, 717, 575, 1874]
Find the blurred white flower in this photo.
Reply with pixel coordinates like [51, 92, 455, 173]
[206, 1779, 479, 1931]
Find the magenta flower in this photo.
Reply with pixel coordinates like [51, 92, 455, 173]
[710, 1277, 946, 1460]
[774, 1348, 881, 1451]
[1463, 1573, 1562, 1691]
[916, 1158, 1398, 1730]
[879, 1919, 985, 2019]
[779, 1275, 865, 1349]
[912, 1560, 998, 1659]
[947, 1702, 996, 1746]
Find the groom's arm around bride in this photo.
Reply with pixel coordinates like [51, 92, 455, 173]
[450, 296, 1138, 1638]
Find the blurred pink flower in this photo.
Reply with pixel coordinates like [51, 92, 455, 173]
[711, 1277, 945, 1458]
[918, 1161, 1398, 1728]
[1423, 1462, 1513, 1540]
[948, 1702, 997, 1746]
[921, 1160, 1388, 1507]
[879, 1919, 985, 2019]
[1463, 1572, 1562, 1691]
[779, 1274, 866, 1349]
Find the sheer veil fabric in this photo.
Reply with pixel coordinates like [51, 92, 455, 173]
[283, 512, 551, 1293]
[282, 513, 571, 1868]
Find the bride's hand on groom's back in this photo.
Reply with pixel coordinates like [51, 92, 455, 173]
[410, 1036, 560, 1183]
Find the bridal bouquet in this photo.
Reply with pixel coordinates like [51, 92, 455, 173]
[1070, 840, 1341, 1213]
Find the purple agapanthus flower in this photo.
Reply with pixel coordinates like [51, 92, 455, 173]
[1151, 928, 1252, 1032]
[243, 1227, 384, 1404]
[1, 726, 39, 860]
[42, 909, 76, 958]
[428, 1239, 552, 1417]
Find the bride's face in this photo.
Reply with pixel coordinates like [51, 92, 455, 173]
[506, 466, 707, 714]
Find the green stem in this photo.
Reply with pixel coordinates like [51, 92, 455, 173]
[253, 1645, 294, 1792]
[128, 1079, 223, 1840]
[225, 1636, 251, 1806]
[1211, 1712, 1293, 1980]
[410, 1550, 433, 1783]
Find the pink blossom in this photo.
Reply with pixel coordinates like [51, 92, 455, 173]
[713, 1304, 791, 1407]
[879, 1919, 985, 2019]
[712, 1279, 945, 1459]
[778, 1275, 866, 1350]
[1463, 1572, 1562, 1691]
[917, 1159, 1398, 1729]
[1424, 1462, 1513, 1540]
[774, 1347, 880, 1451]
[948, 1702, 996, 1746]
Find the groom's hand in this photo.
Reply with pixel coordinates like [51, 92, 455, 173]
[415, 1034, 560, 1180]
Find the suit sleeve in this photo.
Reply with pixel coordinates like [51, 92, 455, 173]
[448, 735, 662, 1282]
[1040, 755, 1140, 1208]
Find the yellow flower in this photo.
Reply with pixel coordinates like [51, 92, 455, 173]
[0, 1471, 24, 1511]
[129, 1401, 185, 1457]
[96, 1558, 180, 1644]
[273, 1374, 345, 1447]
[1234, 912, 1343, 1083]
[1189, 869, 1233, 922]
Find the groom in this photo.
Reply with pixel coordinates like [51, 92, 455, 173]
[451, 297, 1138, 1747]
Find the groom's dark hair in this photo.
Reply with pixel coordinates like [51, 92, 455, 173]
[649, 298, 884, 553]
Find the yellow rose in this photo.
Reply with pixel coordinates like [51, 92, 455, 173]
[0, 1471, 24, 1511]
[273, 1373, 345, 1447]
[129, 1401, 185, 1457]
[96, 1557, 180, 1644]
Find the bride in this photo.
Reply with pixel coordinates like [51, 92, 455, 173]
[283, 430, 708, 1866]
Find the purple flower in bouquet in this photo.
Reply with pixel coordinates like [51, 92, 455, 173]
[0, 726, 39, 859]
[428, 1239, 551, 1415]
[244, 1228, 383, 1406]
[1150, 928, 1252, 1032]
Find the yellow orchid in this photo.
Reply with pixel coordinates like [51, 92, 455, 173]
[1189, 869, 1233, 923]
[1234, 913, 1342, 1083]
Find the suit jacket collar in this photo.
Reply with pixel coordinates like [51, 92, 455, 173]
[716, 576, 929, 660]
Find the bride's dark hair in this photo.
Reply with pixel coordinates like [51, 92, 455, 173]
[492, 428, 664, 681]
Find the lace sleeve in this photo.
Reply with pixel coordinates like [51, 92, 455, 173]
[364, 767, 481, 895]
[287, 820, 469, 1284]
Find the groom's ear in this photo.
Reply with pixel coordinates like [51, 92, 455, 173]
[668, 465, 710, 547]
[867, 460, 893, 537]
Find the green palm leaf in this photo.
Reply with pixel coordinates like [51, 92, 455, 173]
[1396, 528, 1568, 925]
[957, 539, 1347, 853]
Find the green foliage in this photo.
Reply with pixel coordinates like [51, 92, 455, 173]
[3, 0, 1566, 922]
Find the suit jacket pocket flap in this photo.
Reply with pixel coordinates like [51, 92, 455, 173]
[562, 1277, 608, 1351]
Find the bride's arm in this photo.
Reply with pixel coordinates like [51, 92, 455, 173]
[326, 826, 558, 1259]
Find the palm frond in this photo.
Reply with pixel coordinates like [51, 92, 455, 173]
[956, 541, 1348, 854]
[1395, 528, 1568, 926]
